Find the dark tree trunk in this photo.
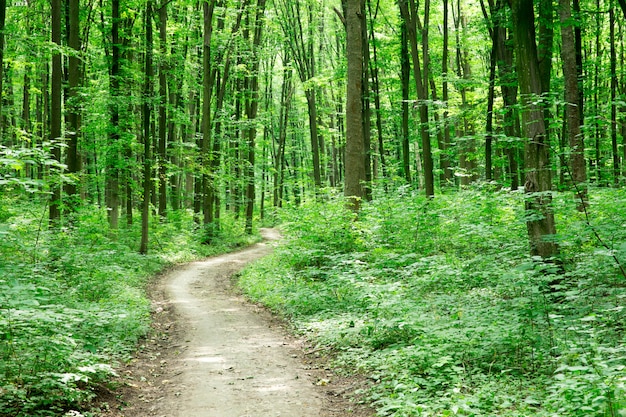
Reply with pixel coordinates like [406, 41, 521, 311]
[0, 0, 5, 137]
[107, 0, 121, 229]
[510, 0, 559, 259]
[157, 2, 168, 218]
[400, 12, 411, 183]
[344, 0, 367, 209]
[560, 0, 587, 207]
[65, 0, 81, 209]
[140, 1, 154, 254]
[244, 0, 267, 234]
[610, 6, 619, 184]
[441, 0, 451, 184]
[50, 0, 63, 224]
[400, 0, 434, 197]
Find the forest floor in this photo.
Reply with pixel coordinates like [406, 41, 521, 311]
[96, 228, 372, 417]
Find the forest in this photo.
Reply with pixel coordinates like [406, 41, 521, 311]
[1, 0, 626, 415]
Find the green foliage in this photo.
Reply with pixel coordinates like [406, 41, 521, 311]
[0, 201, 253, 416]
[238, 187, 626, 417]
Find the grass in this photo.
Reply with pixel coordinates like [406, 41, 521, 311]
[238, 185, 626, 417]
[0, 197, 257, 417]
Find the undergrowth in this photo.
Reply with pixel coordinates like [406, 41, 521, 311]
[0, 197, 255, 417]
[238, 186, 626, 416]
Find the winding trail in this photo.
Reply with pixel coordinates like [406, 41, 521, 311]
[100, 228, 370, 417]
[156, 228, 327, 416]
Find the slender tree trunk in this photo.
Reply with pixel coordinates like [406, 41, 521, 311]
[65, 0, 81, 209]
[400, 12, 411, 183]
[344, 0, 367, 210]
[140, 1, 154, 254]
[400, 0, 434, 196]
[275, 53, 292, 208]
[485, 32, 496, 181]
[0, 0, 5, 137]
[106, 0, 121, 229]
[361, 4, 372, 200]
[441, 0, 451, 184]
[157, 3, 168, 218]
[50, 0, 63, 224]
[368, 0, 387, 183]
[610, 5, 619, 184]
[560, 0, 587, 207]
[244, 0, 267, 234]
[488, 0, 521, 189]
[510, 0, 558, 259]
[201, 0, 217, 228]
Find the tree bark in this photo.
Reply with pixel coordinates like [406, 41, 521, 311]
[107, 0, 121, 229]
[399, 12, 411, 184]
[65, 0, 82, 208]
[49, 0, 63, 224]
[344, 0, 367, 210]
[400, 0, 434, 197]
[140, 1, 154, 254]
[157, 2, 168, 218]
[0, 0, 5, 137]
[510, 0, 559, 259]
[244, 0, 267, 234]
[560, 0, 587, 207]
[610, 6, 619, 184]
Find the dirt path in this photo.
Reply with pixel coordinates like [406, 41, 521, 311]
[98, 229, 371, 417]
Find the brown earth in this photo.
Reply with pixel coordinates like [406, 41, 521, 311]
[96, 228, 374, 417]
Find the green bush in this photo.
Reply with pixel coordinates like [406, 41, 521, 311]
[0, 202, 253, 416]
[238, 186, 626, 416]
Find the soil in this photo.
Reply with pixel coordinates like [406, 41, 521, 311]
[96, 228, 374, 417]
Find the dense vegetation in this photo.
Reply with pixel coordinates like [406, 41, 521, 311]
[1, 0, 626, 415]
[0, 192, 255, 416]
[239, 187, 626, 416]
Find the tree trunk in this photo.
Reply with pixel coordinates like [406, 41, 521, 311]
[0, 0, 5, 137]
[400, 12, 411, 183]
[510, 0, 559, 259]
[65, 0, 81, 209]
[49, 0, 63, 225]
[344, 0, 367, 210]
[400, 0, 434, 197]
[492, 0, 520, 189]
[485, 32, 496, 181]
[368, 0, 387, 184]
[275, 53, 292, 208]
[610, 6, 619, 184]
[106, 0, 121, 229]
[201, 0, 217, 228]
[441, 0, 451, 184]
[244, 0, 267, 234]
[140, 1, 154, 254]
[157, 2, 168, 218]
[560, 0, 587, 207]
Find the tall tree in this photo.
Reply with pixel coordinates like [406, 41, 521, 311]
[107, 0, 121, 229]
[559, 0, 587, 207]
[140, 1, 154, 254]
[344, 0, 367, 210]
[509, 0, 558, 259]
[243, 0, 267, 234]
[440, 0, 452, 184]
[65, 0, 82, 208]
[399, 0, 434, 197]
[49, 0, 63, 224]
[277, 0, 323, 192]
[399, 8, 411, 183]
[157, 1, 168, 218]
[0, 0, 6, 137]
[610, 2, 619, 183]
